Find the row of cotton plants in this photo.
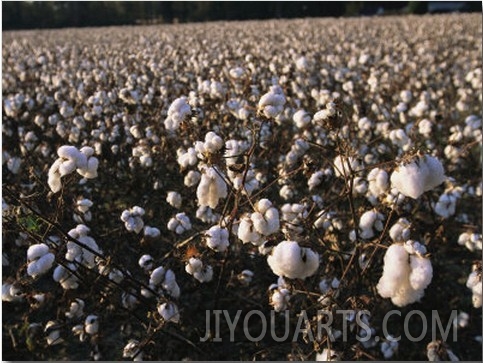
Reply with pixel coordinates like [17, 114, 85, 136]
[2, 13, 482, 361]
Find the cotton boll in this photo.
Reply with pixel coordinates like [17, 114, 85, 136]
[258, 85, 286, 119]
[2, 282, 24, 302]
[185, 258, 213, 283]
[367, 168, 389, 198]
[85, 315, 99, 335]
[195, 205, 220, 224]
[123, 340, 142, 361]
[149, 266, 166, 286]
[466, 265, 482, 308]
[195, 131, 224, 158]
[267, 241, 319, 280]
[164, 96, 191, 132]
[158, 302, 180, 323]
[177, 147, 198, 169]
[45, 320, 64, 346]
[167, 213, 192, 234]
[251, 199, 280, 236]
[377, 243, 433, 307]
[196, 166, 227, 209]
[144, 226, 160, 239]
[333, 155, 361, 178]
[433, 192, 458, 219]
[238, 270, 254, 285]
[409, 255, 433, 290]
[316, 348, 341, 361]
[381, 337, 399, 359]
[27, 243, 50, 261]
[121, 206, 145, 234]
[53, 263, 79, 289]
[65, 298, 85, 319]
[27, 253, 55, 278]
[138, 254, 154, 272]
[359, 210, 385, 239]
[389, 218, 411, 242]
[184, 170, 201, 187]
[205, 225, 229, 252]
[166, 191, 182, 209]
[237, 215, 263, 246]
[457, 232, 482, 252]
[270, 285, 290, 312]
[293, 109, 311, 128]
[376, 244, 410, 299]
[390, 154, 445, 199]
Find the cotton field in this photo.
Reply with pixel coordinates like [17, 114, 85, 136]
[2, 14, 482, 361]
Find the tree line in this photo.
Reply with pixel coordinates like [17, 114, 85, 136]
[2, 1, 480, 30]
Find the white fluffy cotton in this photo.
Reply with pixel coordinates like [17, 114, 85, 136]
[196, 166, 227, 209]
[185, 257, 213, 283]
[158, 302, 180, 323]
[205, 225, 229, 252]
[258, 85, 286, 118]
[377, 243, 433, 307]
[164, 96, 191, 132]
[167, 213, 192, 234]
[267, 241, 319, 280]
[121, 206, 145, 234]
[390, 154, 446, 199]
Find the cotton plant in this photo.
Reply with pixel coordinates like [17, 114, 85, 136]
[358, 209, 385, 239]
[237, 269, 254, 286]
[2, 282, 24, 302]
[184, 170, 201, 187]
[366, 167, 389, 202]
[267, 240, 319, 280]
[26, 243, 55, 278]
[457, 232, 482, 252]
[389, 218, 411, 242]
[257, 85, 286, 119]
[185, 257, 213, 283]
[53, 263, 79, 289]
[65, 298, 85, 319]
[333, 155, 361, 178]
[166, 191, 182, 209]
[280, 202, 309, 236]
[167, 212, 192, 234]
[316, 348, 341, 361]
[158, 301, 180, 323]
[66, 224, 102, 269]
[293, 109, 311, 128]
[177, 147, 198, 169]
[45, 320, 64, 346]
[48, 145, 99, 193]
[148, 266, 180, 299]
[205, 225, 229, 252]
[376, 242, 433, 307]
[73, 198, 93, 223]
[308, 168, 333, 191]
[465, 262, 482, 308]
[380, 336, 399, 359]
[313, 101, 337, 124]
[390, 153, 446, 199]
[427, 340, 460, 362]
[194, 131, 224, 161]
[196, 166, 227, 209]
[144, 226, 160, 239]
[433, 186, 463, 219]
[123, 339, 143, 361]
[195, 205, 220, 224]
[269, 277, 291, 312]
[120, 206, 145, 234]
[164, 96, 191, 132]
